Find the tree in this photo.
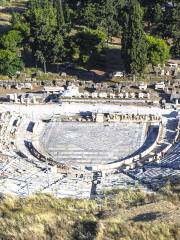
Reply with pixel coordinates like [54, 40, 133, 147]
[153, 3, 162, 24]
[25, 0, 66, 72]
[65, 0, 123, 37]
[0, 49, 24, 75]
[82, 3, 99, 28]
[74, 28, 107, 64]
[146, 35, 170, 68]
[55, 0, 65, 27]
[142, 1, 162, 24]
[122, 0, 147, 75]
[0, 30, 22, 52]
[100, 0, 121, 41]
[171, 2, 180, 58]
[0, 29, 24, 75]
[11, 13, 30, 42]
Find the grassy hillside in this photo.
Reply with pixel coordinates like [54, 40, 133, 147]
[0, 186, 180, 240]
[0, 0, 26, 33]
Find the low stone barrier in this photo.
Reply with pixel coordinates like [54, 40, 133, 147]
[162, 143, 173, 155]
[175, 130, 179, 142]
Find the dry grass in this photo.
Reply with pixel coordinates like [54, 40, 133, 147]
[0, 187, 180, 240]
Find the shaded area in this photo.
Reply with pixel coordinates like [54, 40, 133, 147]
[131, 212, 163, 222]
[102, 48, 124, 73]
[26, 121, 35, 132]
[121, 125, 159, 161]
[51, 64, 105, 82]
[72, 220, 98, 240]
[163, 111, 178, 143]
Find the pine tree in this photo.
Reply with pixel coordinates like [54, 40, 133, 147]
[122, 0, 147, 75]
[26, 1, 65, 72]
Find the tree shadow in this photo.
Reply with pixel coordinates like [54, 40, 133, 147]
[0, 6, 26, 15]
[131, 211, 162, 222]
[48, 63, 105, 82]
[102, 48, 124, 73]
[0, 23, 11, 33]
[72, 220, 98, 240]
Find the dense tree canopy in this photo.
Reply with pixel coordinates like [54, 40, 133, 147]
[25, 0, 67, 72]
[0, 49, 23, 75]
[0, 0, 179, 75]
[0, 30, 22, 52]
[73, 28, 107, 64]
[0, 23, 24, 75]
[146, 35, 170, 67]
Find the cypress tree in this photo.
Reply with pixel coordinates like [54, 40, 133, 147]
[56, 0, 65, 27]
[122, 0, 147, 75]
[171, 2, 180, 58]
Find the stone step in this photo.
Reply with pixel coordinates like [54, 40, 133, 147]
[50, 151, 114, 156]
[54, 155, 118, 160]
[58, 159, 114, 164]
[48, 148, 130, 153]
[48, 147, 83, 151]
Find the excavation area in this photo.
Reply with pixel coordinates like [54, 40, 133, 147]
[0, 102, 180, 198]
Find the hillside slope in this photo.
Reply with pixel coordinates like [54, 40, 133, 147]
[0, 187, 180, 240]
